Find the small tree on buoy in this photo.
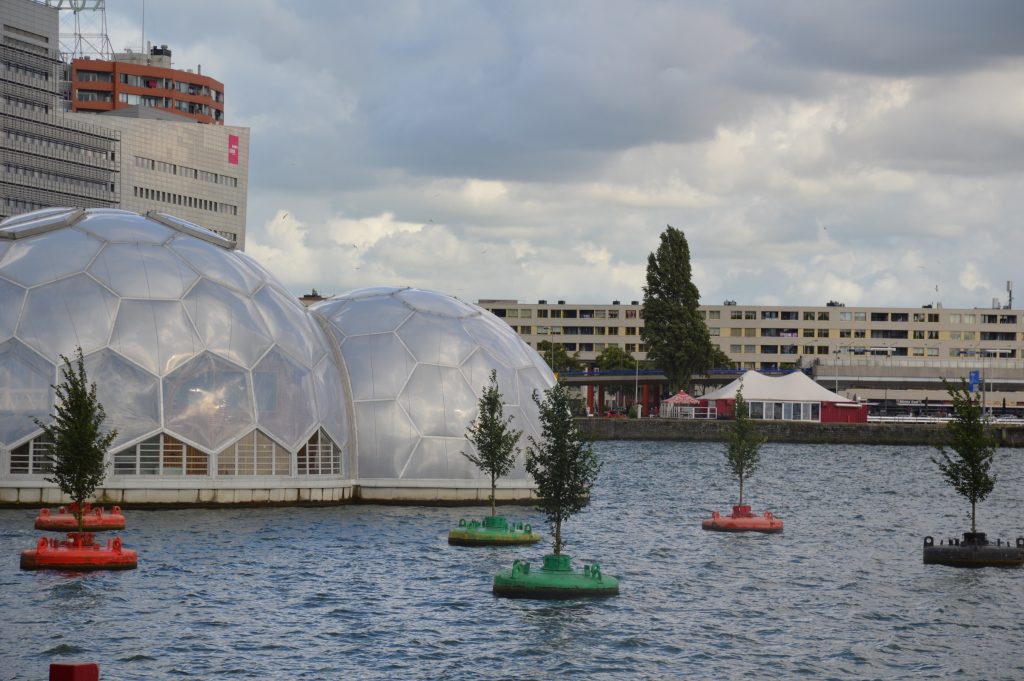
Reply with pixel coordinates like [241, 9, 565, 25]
[527, 384, 602, 555]
[33, 347, 117, 534]
[724, 387, 766, 506]
[932, 379, 997, 534]
[462, 370, 522, 517]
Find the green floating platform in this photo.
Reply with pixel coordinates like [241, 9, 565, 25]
[448, 515, 541, 546]
[493, 553, 619, 599]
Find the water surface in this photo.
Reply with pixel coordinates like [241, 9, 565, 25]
[1, 442, 1022, 679]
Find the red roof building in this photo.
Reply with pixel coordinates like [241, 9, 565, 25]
[70, 45, 224, 125]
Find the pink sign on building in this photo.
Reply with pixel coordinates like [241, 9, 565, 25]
[228, 134, 239, 165]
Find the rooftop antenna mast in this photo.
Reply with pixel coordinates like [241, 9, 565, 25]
[45, 0, 114, 62]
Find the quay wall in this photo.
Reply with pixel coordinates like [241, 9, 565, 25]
[577, 418, 1024, 447]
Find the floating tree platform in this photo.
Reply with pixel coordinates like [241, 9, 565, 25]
[448, 515, 540, 546]
[923, 533, 1024, 568]
[702, 504, 783, 533]
[35, 503, 125, 532]
[20, 532, 137, 571]
[493, 554, 619, 599]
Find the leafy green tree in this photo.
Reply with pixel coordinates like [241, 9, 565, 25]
[536, 341, 582, 373]
[595, 345, 637, 371]
[462, 370, 522, 516]
[724, 388, 766, 505]
[641, 225, 719, 391]
[34, 348, 117, 533]
[526, 384, 603, 555]
[932, 379, 997, 533]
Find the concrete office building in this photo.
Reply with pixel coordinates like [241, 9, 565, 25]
[476, 299, 1024, 410]
[0, 0, 120, 219]
[2, 0, 249, 246]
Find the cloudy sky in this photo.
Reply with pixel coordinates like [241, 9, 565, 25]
[104, 1, 1024, 309]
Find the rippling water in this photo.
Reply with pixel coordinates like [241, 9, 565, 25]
[2, 442, 1023, 680]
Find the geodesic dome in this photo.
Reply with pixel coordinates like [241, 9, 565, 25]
[0, 208, 348, 480]
[311, 287, 556, 481]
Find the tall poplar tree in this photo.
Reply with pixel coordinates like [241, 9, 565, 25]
[526, 384, 602, 555]
[34, 347, 117, 533]
[462, 370, 522, 516]
[932, 379, 997, 533]
[641, 225, 718, 391]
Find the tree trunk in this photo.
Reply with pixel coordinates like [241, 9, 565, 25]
[971, 500, 976, 533]
[490, 473, 497, 516]
[739, 474, 744, 506]
[75, 497, 84, 533]
[554, 520, 562, 555]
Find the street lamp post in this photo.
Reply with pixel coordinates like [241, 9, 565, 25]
[634, 354, 640, 417]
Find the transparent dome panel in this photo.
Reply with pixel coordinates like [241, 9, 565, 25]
[75, 212, 175, 244]
[169, 236, 262, 295]
[460, 347, 519, 407]
[18, 274, 119, 362]
[397, 289, 480, 319]
[163, 351, 255, 452]
[462, 314, 536, 369]
[234, 251, 290, 293]
[89, 243, 198, 300]
[0, 228, 102, 287]
[253, 348, 317, 451]
[403, 437, 479, 480]
[500, 405, 532, 476]
[0, 339, 54, 446]
[253, 285, 325, 367]
[0, 278, 25, 340]
[397, 312, 479, 367]
[341, 333, 416, 401]
[353, 400, 418, 479]
[183, 279, 273, 368]
[0, 241, 9, 264]
[318, 296, 412, 336]
[0, 207, 77, 230]
[85, 349, 160, 448]
[313, 356, 349, 451]
[517, 366, 554, 439]
[109, 300, 202, 376]
[399, 364, 478, 438]
[333, 286, 405, 301]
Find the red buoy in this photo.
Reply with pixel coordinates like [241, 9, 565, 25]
[702, 504, 783, 533]
[35, 504, 125, 532]
[20, 532, 137, 571]
[49, 662, 100, 681]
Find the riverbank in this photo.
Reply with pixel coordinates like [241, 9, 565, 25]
[577, 417, 1024, 446]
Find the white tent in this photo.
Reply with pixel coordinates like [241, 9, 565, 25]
[702, 370, 855, 404]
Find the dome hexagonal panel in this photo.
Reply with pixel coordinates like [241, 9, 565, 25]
[397, 289, 480, 319]
[169, 236, 262, 295]
[339, 286, 405, 301]
[233, 251, 291, 293]
[354, 400, 418, 479]
[0, 339, 54, 446]
[399, 364, 478, 438]
[75, 212, 175, 244]
[517, 366, 554, 439]
[460, 348, 519, 407]
[109, 300, 202, 376]
[316, 295, 413, 336]
[253, 285, 325, 367]
[183, 278, 274, 368]
[313, 355, 349, 451]
[341, 333, 416, 401]
[0, 277, 26, 341]
[403, 438, 478, 480]
[85, 349, 160, 449]
[253, 347, 317, 451]
[462, 314, 535, 369]
[397, 312, 479, 367]
[163, 352, 255, 452]
[0, 228, 103, 287]
[18, 273, 120, 362]
[89, 243, 198, 300]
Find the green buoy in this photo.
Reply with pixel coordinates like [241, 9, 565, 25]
[493, 553, 619, 599]
[448, 514, 541, 546]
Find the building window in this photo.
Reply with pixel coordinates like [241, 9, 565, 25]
[298, 429, 342, 475]
[9, 438, 53, 474]
[708, 310, 721, 320]
[218, 430, 290, 476]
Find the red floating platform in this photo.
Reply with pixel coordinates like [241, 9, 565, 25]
[702, 504, 783, 533]
[35, 503, 126, 532]
[20, 532, 137, 571]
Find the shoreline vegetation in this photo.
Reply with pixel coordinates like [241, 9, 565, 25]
[576, 417, 1024, 447]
